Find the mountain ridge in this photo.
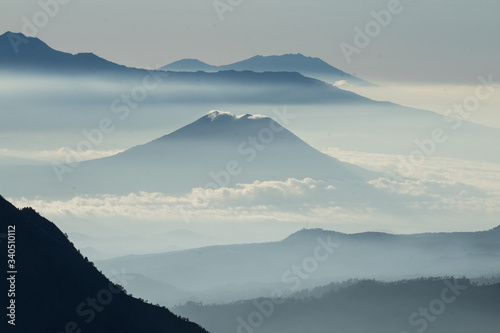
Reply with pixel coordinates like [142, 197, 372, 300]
[96, 223, 500, 306]
[0, 195, 209, 332]
[0, 32, 130, 75]
[159, 53, 374, 86]
[0, 32, 376, 105]
[173, 277, 500, 333]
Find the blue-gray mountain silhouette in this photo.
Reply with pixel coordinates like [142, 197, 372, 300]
[0, 32, 372, 104]
[174, 278, 500, 333]
[0, 111, 375, 198]
[97, 225, 500, 306]
[0, 32, 128, 75]
[1, 33, 498, 165]
[160, 54, 374, 86]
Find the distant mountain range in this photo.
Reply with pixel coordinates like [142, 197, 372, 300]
[71, 229, 207, 260]
[97, 225, 500, 306]
[0, 195, 208, 332]
[0, 32, 129, 75]
[1, 32, 499, 166]
[2, 32, 371, 87]
[0, 32, 372, 104]
[159, 54, 374, 86]
[174, 278, 500, 333]
[0, 111, 375, 198]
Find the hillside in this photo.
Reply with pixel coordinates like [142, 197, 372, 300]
[0, 196, 208, 333]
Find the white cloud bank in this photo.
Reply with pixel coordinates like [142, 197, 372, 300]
[10, 148, 500, 236]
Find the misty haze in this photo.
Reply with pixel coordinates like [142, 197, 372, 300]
[0, 2, 499, 332]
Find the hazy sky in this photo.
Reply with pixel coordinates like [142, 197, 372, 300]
[2, 0, 499, 84]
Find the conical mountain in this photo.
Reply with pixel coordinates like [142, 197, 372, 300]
[60, 110, 374, 196]
[0, 111, 375, 198]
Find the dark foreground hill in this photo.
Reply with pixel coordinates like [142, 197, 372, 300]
[174, 278, 500, 333]
[0, 195, 208, 333]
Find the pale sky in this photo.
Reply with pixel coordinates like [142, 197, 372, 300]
[1, 0, 499, 84]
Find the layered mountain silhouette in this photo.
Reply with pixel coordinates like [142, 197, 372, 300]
[159, 54, 373, 86]
[0, 32, 372, 104]
[0, 32, 128, 75]
[97, 226, 500, 306]
[159, 70, 369, 104]
[2, 32, 499, 167]
[0, 111, 375, 198]
[174, 278, 500, 333]
[0, 195, 208, 332]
